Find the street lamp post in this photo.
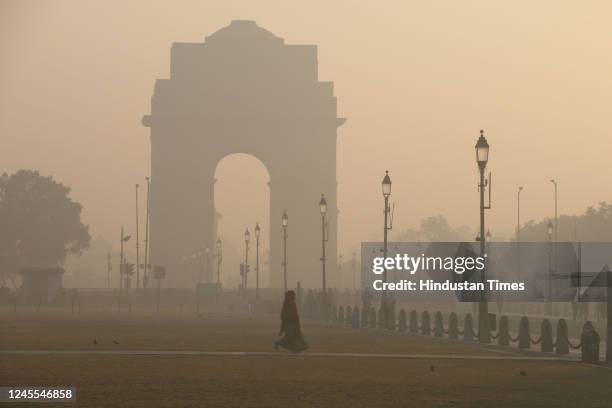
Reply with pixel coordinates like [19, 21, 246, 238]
[547, 221, 554, 316]
[338, 253, 344, 290]
[255, 223, 260, 301]
[119, 227, 131, 295]
[205, 246, 210, 283]
[475, 129, 491, 343]
[550, 179, 558, 290]
[216, 238, 222, 288]
[244, 227, 250, 299]
[282, 210, 288, 293]
[135, 184, 140, 290]
[381, 170, 392, 328]
[351, 250, 357, 293]
[517, 186, 523, 280]
[319, 195, 329, 312]
[517, 186, 523, 242]
[106, 253, 112, 289]
[143, 177, 151, 293]
[550, 180, 558, 243]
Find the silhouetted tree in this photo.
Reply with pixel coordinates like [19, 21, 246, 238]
[520, 201, 612, 242]
[396, 215, 472, 242]
[0, 170, 90, 285]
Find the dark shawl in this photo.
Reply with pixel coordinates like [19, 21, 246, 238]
[280, 290, 299, 334]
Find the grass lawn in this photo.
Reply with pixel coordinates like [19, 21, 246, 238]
[1, 308, 609, 407]
[2, 355, 610, 408]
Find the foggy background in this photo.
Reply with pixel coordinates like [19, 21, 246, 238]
[2, 0, 612, 286]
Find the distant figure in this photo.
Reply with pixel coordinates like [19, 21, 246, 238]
[275, 290, 309, 353]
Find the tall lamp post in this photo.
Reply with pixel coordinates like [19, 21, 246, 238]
[338, 253, 344, 290]
[216, 238, 222, 288]
[106, 253, 112, 289]
[517, 186, 523, 242]
[550, 180, 558, 243]
[319, 194, 328, 310]
[143, 177, 151, 292]
[135, 184, 140, 290]
[351, 250, 357, 293]
[205, 246, 210, 282]
[475, 130, 491, 343]
[255, 223, 260, 301]
[282, 210, 288, 293]
[546, 220, 554, 316]
[243, 228, 250, 298]
[381, 170, 392, 328]
[516, 186, 524, 279]
[244, 227, 250, 299]
[516, 186, 523, 280]
[550, 179, 558, 285]
[119, 227, 131, 294]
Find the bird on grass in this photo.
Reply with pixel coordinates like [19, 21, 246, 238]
[430, 365, 435, 372]
[93, 339, 97, 345]
[519, 370, 527, 376]
[113, 340, 120, 345]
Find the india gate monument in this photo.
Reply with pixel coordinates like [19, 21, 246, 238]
[142, 20, 344, 289]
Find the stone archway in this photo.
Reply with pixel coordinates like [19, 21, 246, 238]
[142, 20, 345, 288]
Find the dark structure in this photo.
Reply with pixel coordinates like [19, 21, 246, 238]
[143, 21, 344, 288]
[19, 267, 64, 304]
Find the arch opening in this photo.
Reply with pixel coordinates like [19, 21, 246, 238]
[214, 153, 270, 290]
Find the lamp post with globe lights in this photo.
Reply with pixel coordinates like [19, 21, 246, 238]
[243, 227, 250, 299]
[381, 170, 393, 328]
[255, 223, 261, 301]
[319, 194, 329, 313]
[216, 238, 222, 289]
[475, 130, 492, 343]
[547, 220, 554, 316]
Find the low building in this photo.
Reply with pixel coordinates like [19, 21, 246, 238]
[19, 267, 64, 304]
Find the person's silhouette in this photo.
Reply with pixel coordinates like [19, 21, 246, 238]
[274, 290, 309, 353]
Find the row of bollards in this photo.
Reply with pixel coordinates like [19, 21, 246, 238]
[329, 306, 602, 364]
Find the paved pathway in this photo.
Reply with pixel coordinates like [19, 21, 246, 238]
[0, 349, 579, 361]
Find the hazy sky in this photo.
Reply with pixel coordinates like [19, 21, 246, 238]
[2, 0, 612, 265]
